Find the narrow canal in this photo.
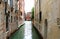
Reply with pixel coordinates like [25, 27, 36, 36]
[9, 21, 43, 39]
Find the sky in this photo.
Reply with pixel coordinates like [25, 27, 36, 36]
[25, 0, 34, 13]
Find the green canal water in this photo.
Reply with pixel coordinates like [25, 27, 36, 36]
[9, 21, 43, 39]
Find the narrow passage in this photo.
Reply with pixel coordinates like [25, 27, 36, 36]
[10, 21, 43, 39]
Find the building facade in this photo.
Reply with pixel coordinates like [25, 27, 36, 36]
[18, 0, 25, 27]
[0, 0, 6, 39]
[34, 0, 42, 37]
[26, 12, 32, 21]
[0, 0, 18, 39]
[34, 0, 60, 39]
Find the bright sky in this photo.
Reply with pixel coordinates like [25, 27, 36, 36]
[25, 0, 34, 13]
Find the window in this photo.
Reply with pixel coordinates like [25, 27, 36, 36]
[57, 18, 60, 25]
[6, 11, 10, 31]
[45, 19, 48, 26]
[15, 10, 17, 13]
[21, 12, 22, 16]
[11, 7, 13, 12]
[4, 0, 7, 2]
[10, 0, 13, 12]
[8, 0, 10, 6]
[6, 15, 9, 31]
[10, 0, 13, 7]
[11, 16, 12, 23]
[0, 2, 1, 4]
[5, 2, 7, 14]
[14, 16, 16, 22]
[39, 11, 42, 23]
[0, 0, 1, 4]
[8, 11, 10, 16]
[44, 19, 48, 39]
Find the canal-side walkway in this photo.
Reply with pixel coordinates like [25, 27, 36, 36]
[9, 21, 43, 39]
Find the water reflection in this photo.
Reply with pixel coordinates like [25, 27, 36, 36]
[24, 21, 32, 39]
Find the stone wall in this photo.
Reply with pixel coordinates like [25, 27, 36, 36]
[0, 1, 6, 39]
[34, 0, 60, 39]
[0, 0, 18, 39]
[34, 0, 43, 36]
[18, 0, 25, 27]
